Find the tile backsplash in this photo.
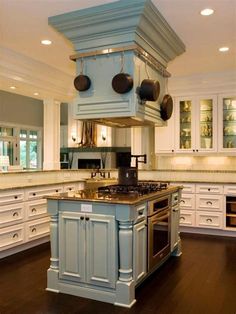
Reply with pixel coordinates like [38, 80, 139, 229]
[156, 156, 236, 171]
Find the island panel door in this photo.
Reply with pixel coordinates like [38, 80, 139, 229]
[86, 214, 117, 288]
[59, 212, 86, 283]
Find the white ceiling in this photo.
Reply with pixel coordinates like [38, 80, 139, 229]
[0, 0, 236, 101]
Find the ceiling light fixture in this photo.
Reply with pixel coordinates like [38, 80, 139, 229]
[33, 92, 39, 96]
[41, 39, 52, 45]
[10, 86, 16, 89]
[200, 8, 214, 16]
[219, 47, 229, 52]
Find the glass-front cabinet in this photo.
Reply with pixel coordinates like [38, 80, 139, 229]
[176, 95, 217, 153]
[218, 95, 236, 152]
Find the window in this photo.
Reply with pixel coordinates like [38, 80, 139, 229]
[20, 129, 40, 169]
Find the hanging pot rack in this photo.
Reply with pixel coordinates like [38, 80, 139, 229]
[70, 44, 171, 78]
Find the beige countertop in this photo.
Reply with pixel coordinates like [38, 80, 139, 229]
[45, 186, 181, 205]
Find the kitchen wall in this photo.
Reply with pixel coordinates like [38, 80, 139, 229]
[0, 90, 43, 127]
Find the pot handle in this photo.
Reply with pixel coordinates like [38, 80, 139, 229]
[144, 60, 150, 79]
[119, 51, 125, 73]
[80, 58, 84, 75]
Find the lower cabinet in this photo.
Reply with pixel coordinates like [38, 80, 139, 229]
[196, 211, 223, 229]
[133, 220, 147, 284]
[59, 211, 117, 289]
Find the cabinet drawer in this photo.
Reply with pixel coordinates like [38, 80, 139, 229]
[63, 184, 77, 192]
[25, 199, 48, 220]
[196, 184, 223, 195]
[175, 183, 195, 194]
[25, 217, 50, 241]
[224, 185, 236, 195]
[0, 190, 24, 206]
[179, 210, 195, 227]
[196, 195, 223, 212]
[0, 203, 25, 227]
[196, 212, 223, 229]
[25, 185, 63, 200]
[180, 194, 195, 210]
[0, 224, 24, 250]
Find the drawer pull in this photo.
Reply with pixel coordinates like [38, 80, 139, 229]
[208, 188, 211, 191]
[180, 200, 185, 204]
[180, 216, 185, 221]
[14, 196, 18, 199]
[13, 212, 19, 217]
[85, 217, 90, 221]
[80, 216, 84, 220]
[33, 193, 36, 196]
[13, 233, 18, 239]
[206, 218, 213, 223]
[56, 190, 59, 193]
[31, 208, 37, 213]
[173, 208, 179, 212]
[206, 201, 213, 205]
[32, 227, 37, 233]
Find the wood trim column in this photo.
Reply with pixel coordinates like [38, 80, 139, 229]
[43, 99, 60, 170]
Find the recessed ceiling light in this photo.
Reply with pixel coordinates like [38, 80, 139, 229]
[41, 39, 52, 45]
[10, 86, 16, 89]
[33, 92, 39, 96]
[200, 8, 214, 16]
[219, 47, 229, 52]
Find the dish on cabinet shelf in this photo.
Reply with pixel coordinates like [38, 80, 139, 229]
[183, 128, 191, 136]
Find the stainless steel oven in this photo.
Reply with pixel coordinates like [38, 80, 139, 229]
[147, 195, 171, 272]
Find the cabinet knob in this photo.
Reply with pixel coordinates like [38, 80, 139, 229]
[206, 218, 212, 223]
[14, 196, 18, 199]
[208, 188, 211, 191]
[172, 150, 174, 153]
[85, 217, 90, 221]
[13, 233, 19, 239]
[206, 201, 213, 205]
[33, 193, 36, 196]
[56, 190, 59, 193]
[32, 227, 37, 233]
[196, 149, 199, 152]
[13, 212, 19, 217]
[193, 149, 195, 152]
[80, 216, 84, 220]
[31, 208, 37, 213]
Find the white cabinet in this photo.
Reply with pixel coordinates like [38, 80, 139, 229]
[0, 224, 25, 250]
[133, 219, 147, 284]
[25, 185, 63, 200]
[196, 212, 223, 229]
[59, 211, 116, 289]
[25, 217, 50, 241]
[196, 194, 223, 212]
[155, 114, 175, 153]
[0, 203, 25, 227]
[175, 95, 217, 153]
[218, 94, 236, 153]
[179, 210, 195, 227]
[114, 128, 131, 147]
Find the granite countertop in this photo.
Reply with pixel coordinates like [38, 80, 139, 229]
[45, 186, 181, 205]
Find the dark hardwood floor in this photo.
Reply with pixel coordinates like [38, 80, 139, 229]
[0, 233, 236, 314]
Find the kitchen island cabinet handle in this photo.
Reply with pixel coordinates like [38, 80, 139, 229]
[80, 216, 84, 220]
[85, 217, 90, 221]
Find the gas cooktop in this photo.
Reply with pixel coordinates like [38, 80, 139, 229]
[98, 182, 168, 196]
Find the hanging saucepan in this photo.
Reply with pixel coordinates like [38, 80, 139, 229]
[160, 94, 173, 121]
[138, 61, 160, 101]
[112, 52, 133, 94]
[74, 58, 91, 92]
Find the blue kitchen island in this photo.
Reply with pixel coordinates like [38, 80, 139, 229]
[46, 184, 182, 307]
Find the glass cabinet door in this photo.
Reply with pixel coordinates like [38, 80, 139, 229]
[178, 100, 193, 150]
[222, 97, 236, 150]
[198, 99, 214, 150]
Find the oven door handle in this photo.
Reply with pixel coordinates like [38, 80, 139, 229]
[149, 210, 170, 222]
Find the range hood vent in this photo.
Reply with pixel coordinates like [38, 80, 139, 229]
[49, 0, 185, 127]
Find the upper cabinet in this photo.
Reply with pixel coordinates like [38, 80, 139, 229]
[175, 95, 217, 153]
[155, 93, 236, 155]
[218, 95, 236, 153]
